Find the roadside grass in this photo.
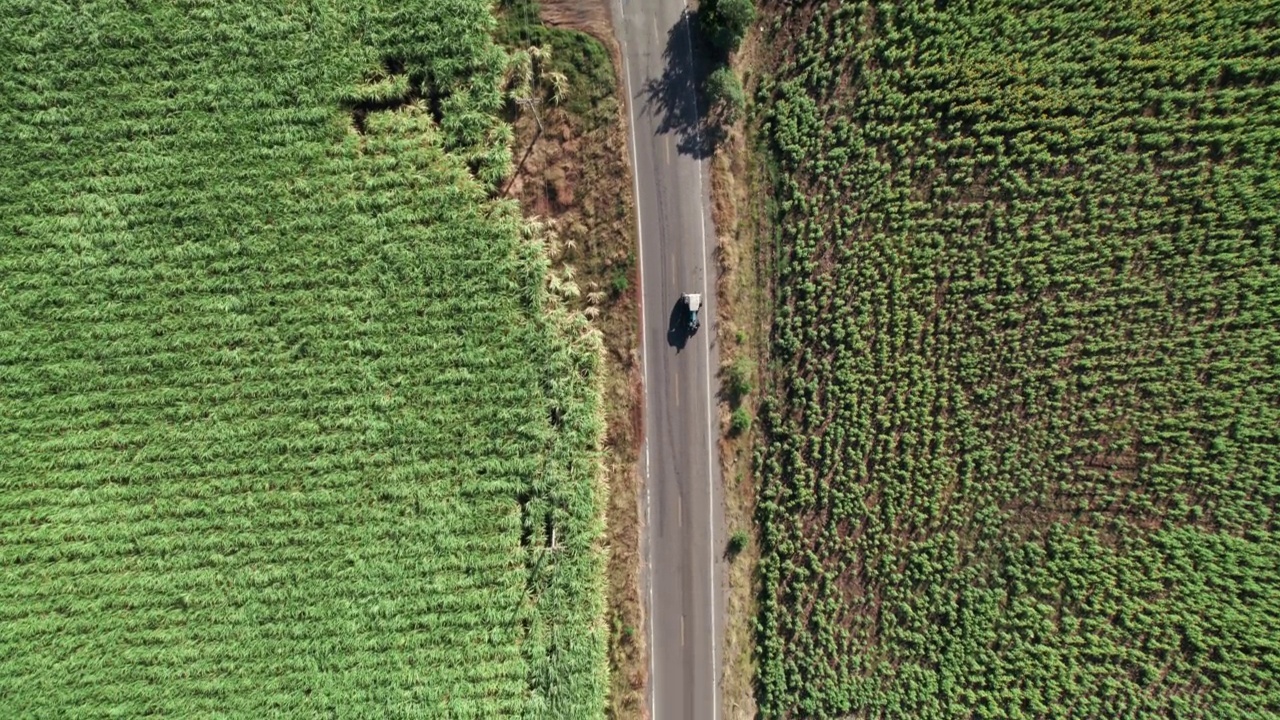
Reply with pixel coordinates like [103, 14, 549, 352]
[0, 1, 606, 717]
[706, 40, 774, 716]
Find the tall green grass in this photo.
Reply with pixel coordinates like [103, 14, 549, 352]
[0, 1, 605, 717]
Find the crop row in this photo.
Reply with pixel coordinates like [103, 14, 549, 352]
[0, 1, 605, 717]
[755, 0, 1280, 717]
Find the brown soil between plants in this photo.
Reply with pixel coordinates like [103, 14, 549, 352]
[501, 9, 649, 718]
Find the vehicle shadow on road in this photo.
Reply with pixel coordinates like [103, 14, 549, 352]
[667, 300, 692, 351]
[641, 10, 719, 160]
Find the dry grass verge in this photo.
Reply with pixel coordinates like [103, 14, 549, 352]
[708, 32, 771, 720]
[710, 141, 764, 720]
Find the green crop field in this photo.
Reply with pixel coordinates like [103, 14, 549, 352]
[754, 0, 1280, 717]
[0, 1, 605, 717]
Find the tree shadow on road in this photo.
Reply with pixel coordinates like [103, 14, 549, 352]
[641, 10, 722, 160]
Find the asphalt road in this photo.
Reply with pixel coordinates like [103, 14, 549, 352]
[608, 1, 726, 718]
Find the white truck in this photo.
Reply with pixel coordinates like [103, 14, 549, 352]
[682, 293, 702, 333]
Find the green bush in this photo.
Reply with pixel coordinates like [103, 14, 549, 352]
[707, 66, 746, 124]
[701, 0, 755, 53]
[728, 530, 750, 557]
[730, 407, 752, 435]
[611, 268, 630, 295]
[724, 356, 754, 400]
